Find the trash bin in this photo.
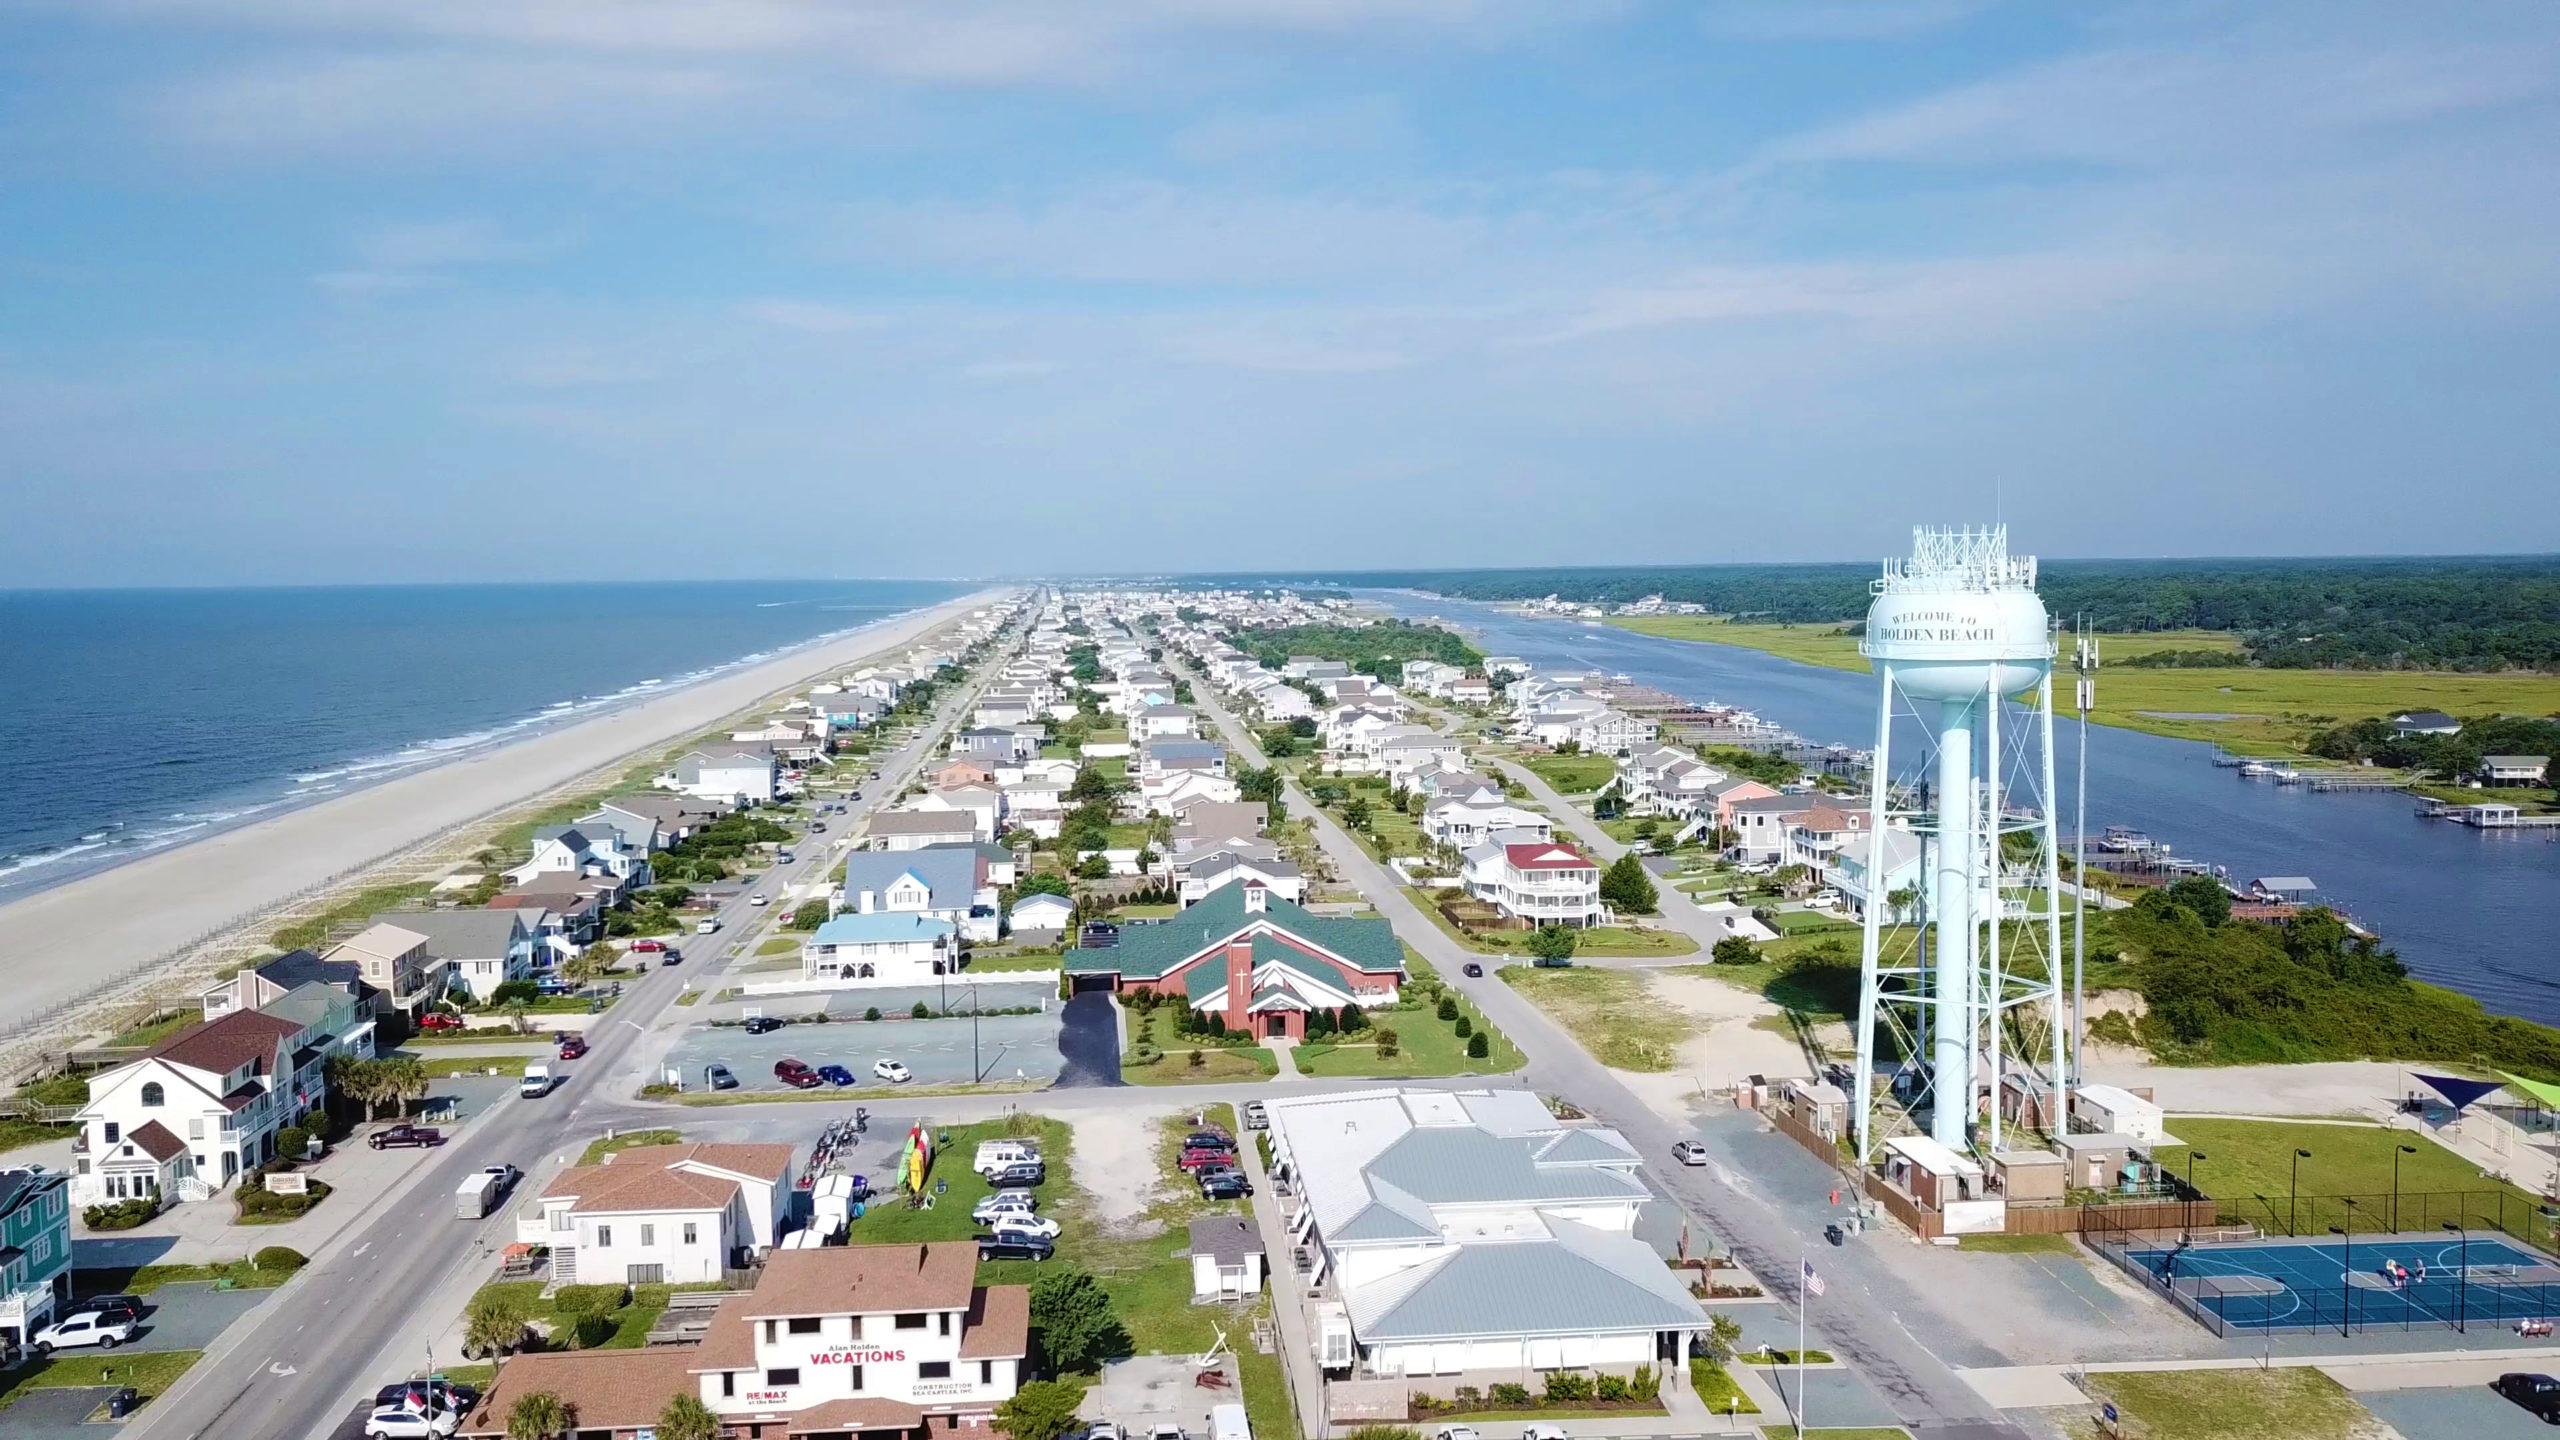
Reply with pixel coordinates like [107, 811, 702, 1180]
[108, 1387, 139, 1418]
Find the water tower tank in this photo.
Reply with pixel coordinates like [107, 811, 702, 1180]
[1862, 527, 2052, 695]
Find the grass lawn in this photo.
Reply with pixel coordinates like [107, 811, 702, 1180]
[466, 1278, 724, 1351]
[0, 1118, 75, 1153]
[73, 1259, 295, 1294]
[1113, 904, 1180, 920]
[579, 1129, 680, 1165]
[1127, 1045, 1276, 1085]
[0, 1350, 201, 1414]
[756, 937, 800, 955]
[1502, 966, 1697, 1071]
[965, 952, 1066, 972]
[840, 1113, 1247, 1356]
[105, 1010, 195, 1049]
[1519, 753, 1619, 794]
[1574, 926, 1701, 957]
[1690, 1359, 1760, 1415]
[270, 879, 438, 951]
[2081, 1367, 2368, 1440]
[1236, 1306, 1302, 1440]
[420, 1054, 529, 1078]
[1956, 1232, 2078, 1254]
[2155, 1117, 2543, 1236]
[1738, 1350, 1835, 1365]
[1755, 1429, 1910, 1440]
[1295, 1000, 1524, 1079]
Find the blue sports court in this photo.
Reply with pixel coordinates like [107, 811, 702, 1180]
[2121, 1234, 2560, 1333]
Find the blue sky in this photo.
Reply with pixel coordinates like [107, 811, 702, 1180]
[4, 1, 2556, 585]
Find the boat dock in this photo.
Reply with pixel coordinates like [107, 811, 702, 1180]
[2416, 798, 2560, 830]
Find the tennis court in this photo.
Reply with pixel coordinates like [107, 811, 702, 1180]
[2120, 1234, 2560, 1333]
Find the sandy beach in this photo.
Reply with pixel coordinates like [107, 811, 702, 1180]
[0, 589, 1007, 1033]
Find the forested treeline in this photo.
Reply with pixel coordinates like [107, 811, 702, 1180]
[1278, 557, 2560, 672]
[1232, 620, 1483, 678]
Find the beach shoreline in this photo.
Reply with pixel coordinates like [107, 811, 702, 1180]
[0, 588, 1009, 1041]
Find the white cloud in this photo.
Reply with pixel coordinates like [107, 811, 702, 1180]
[737, 301, 891, 334]
[1171, 95, 1416, 166]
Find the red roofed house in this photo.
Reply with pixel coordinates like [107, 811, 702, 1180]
[1462, 841, 1606, 928]
[516, 1142, 796, 1285]
[459, 1242, 1029, 1440]
[71, 1007, 324, 1205]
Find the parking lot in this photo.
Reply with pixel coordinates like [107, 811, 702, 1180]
[664, 1010, 1065, 1091]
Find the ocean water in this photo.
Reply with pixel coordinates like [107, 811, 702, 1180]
[1364, 591, 2560, 1027]
[0, 580, 969, 901]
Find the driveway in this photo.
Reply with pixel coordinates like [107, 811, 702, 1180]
[1053, 992, 1123, 1088]
[117, 1282, 269, 1354]
[665, 1010, 1064, 1090]
[2360, 1385, 2556, 1440]
[0, 1386, 122, 1440]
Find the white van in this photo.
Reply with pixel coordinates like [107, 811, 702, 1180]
[1211, 1402, 1251, 1440]
[973, 1140, 1041, 1177]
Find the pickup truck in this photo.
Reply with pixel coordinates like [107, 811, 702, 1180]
[370, 1124, 445, 1150]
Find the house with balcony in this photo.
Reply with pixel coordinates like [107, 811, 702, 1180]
[373, 909, 539, 1004]
[1830, 828, 1923, 922]
[516, 1142, 793, 1285]
[1175, 849, 1306, 909]
[837, 850, 1000, 944]
[459, 1242, 1027, 1440]
[0, 1167, 72, 1349]
[71, 1005, 335, 1203]
[1262, 1088, 1704, 1391]
[325, 921, 444, 1018]
[802, 913, 960, 985]
[663, 747, 784, 806]
[1422, 790, 1552, 851]
[505, 825, 652, 890]
[1462, 842, 1605, 928]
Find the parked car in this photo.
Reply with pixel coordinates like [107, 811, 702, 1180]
[2494, 1374, 2560, 1422]
[630, 938, 664, 953]
[1432, 1428, 1482, 1440]
[374, 1379, 481, 1413]
[986, 1161, 1046, 1189]
[1241, 1101, 1268, 1131]
[364, 1405, 461, 1439]
[1183, 1127, 1232, 1149]
[370, 1124, 445, 1150]
[1671, 1141, 1710, 1167]
[1085, 1424, 1126, 1440]
[705, 1063, 739, 1090]
[976, 1232, 1055, 1262]
[1462, 962, 1484, 978]
[418, 1011, 466, 1031]
[743, 1016, 783, 1035]
[973, 1192, 1038, 1224]
[774, 1058, 823, 1089]
[32, 1310, 136, 1353]
[556, 1037, 589, 1061]
[988, 1211, 1062, 1241]
[818, 1063, 857, 1087]
[874, 1059, 913, 1083]
[1147, 1425, 1187, 1440]
[1521, 1425, 1569, 1440]
[1178, 1145, 1234, 1172]
[1197, 1168, 1252, 1200]
[65, 1293, 143, 1322]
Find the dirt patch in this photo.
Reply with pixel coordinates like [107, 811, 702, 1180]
[1065, 1103, 1186, 1233]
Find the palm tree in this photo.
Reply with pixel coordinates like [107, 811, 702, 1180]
[655, 1392, 721, 1440]
[464, 1293, 527, 1359]
[507, 1390, 573, 1440]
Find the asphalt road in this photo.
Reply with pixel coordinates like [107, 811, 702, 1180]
[1179, 659, 2017, 1437]
[122, 619, 1020, 1440]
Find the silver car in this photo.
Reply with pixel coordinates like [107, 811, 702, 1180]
[1671, 1140, 1711, 1166]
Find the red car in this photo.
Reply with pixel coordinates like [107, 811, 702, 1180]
[630, 938, 664, 953]
[773, 1058, 822, 1090]
[418, 1013, 465, 1031]
[1178, 1145, 1235, 1172]
[557, 1038, 589, 1061]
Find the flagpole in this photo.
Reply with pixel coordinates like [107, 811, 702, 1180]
[1798, 1260, 1809, 1440]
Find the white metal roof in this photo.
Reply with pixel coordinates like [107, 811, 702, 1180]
[1882, 1134, 1983, 1178]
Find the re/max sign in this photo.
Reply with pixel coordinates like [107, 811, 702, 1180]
[810, 1348, 907, 1365]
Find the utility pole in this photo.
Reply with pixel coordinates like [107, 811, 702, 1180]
[2071, 617, 2096, 1083]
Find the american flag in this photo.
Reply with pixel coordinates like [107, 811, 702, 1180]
[1801, 1259, 1826, 1297]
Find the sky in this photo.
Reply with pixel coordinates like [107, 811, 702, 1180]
[3, 1, 2557, 585]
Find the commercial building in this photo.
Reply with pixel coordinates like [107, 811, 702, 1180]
[1062, 883, 1404, 1040]
[515, 1143, 794, 1285]
[1262, 1089, 1704, 1389]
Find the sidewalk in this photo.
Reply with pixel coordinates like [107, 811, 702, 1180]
[1956, 1340, 2560, 1409]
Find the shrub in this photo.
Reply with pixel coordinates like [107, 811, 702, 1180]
[1340, 1002, 1366, 1032]
[1595, 1373, 1630, 1402]
[83, 1198, 158, 1230]
[912, 1000, 932, 1019]
[254, 1246, 307, 1272]
[1452, 1015, 1472, 1039]
[864, 1006, 882, 1021]
[1188, 1049, 1205, 1069]
[274, 1124, 310, 1161]
[790, 900, 830, 931]
[488, 979, 540, 1007]
[1489, 1384, 1530, 1407]
[1710, 935, 1759, 967]
[1436, 995, 1459, 1021]
[1374, 1027, 1400, 1059]
[552, 1283, 630, 1316]
[1466, 1031, 1490, 1059]
[641, 1082, 677, 1097]
[1542, 1371, 1593, 1403]
[569, 1312, 620, 1349]
[1629, 1364, 1659, 1400]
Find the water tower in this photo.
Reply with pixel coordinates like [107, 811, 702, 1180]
[1851, 526, 2070, 1160]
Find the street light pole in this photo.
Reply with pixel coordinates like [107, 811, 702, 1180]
[2329, 1225, 2352, 1338]
[2393, 1144, 2416, 1232]
[2445, 1219, 2469, 1333]
[2185, 1150, 2207, 1197]
[2291, 1148, 2312, 1237]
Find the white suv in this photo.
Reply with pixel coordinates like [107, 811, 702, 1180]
[989, 1211, 1062, 1241]
[365, 1406, 462, 1439]
[33, 1309, 136, 1353]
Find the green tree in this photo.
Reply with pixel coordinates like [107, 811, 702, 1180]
[1706, 1313, 1744, 1361]
[507, 1390, 574, 1440]
[2165, 874, 2233, 927]
[1075, 852, 1112, 880]
[1017, 871, 1072, 899]
[995, 1380, 1087, 1440]
[1436, 994, 1460, 1021]
[465, 1290, 529, 1359]
[1027, 1268, 1131, 1373]
[1343, 796, 1373, 830]
[1527, 925, 1580, 963]
[655, 1392, 722, 1440]
[1067, 766, 1116, 802]
[790, 900, 831, 931]
[1466, 1031, 1490, 1059]
[1710, 935, 1759, 967]
[1600, 854, 1659, 915]
[1374, 1026, 1400, 1058]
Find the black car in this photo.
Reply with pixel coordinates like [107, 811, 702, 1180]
[2494, 1374, 2560, 1422]
[1462, 962, 1484, 978]
[67, 1294, 143, 1323]
[1080, 922, 1120, 950]
[375, 1379, 480, 1413]
[743, 1016, 784, 1035]
[1197, 1168, 1252, 1200]
[1183, 1131, 1233, 1152]
[977, 1232, 1055, 1262]
[987, 1161, 1046, 1188]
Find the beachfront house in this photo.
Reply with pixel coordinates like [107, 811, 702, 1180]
[867, 809, 981, 853]
[72, 1003, 340, 1204]
[665, 748, 782, 806]
[0, 1168, 73, 1349]
[505, 825, 651, 890]
[379, 909, 539, 1003]
[325, 922, 444, 1019]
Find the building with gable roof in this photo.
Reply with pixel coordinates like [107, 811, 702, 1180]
[836, 849, 998, 943]
[1462, 842, 1605, 928]
[515, 1142, 795, 1284]
[1064, 883, 1403, 1039]
[70, 1005, 331, 1203]
[0, 1166, 73, 1346]
[1263, 1088, 1703, 1384]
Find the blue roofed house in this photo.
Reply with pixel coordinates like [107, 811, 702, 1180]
[1263, 1087, 1705, 1389]
[802, 913, 958, 985]
[836, 849, 1000, 944]
[1064, 883, 1404, 1041]
[0, 1166, 72, 1348]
